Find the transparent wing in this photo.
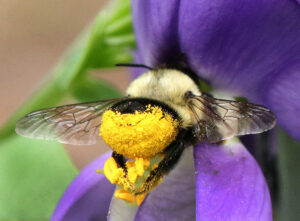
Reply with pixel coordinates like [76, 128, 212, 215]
[187, 95, 276, 143]
[16, 98, 122, 145]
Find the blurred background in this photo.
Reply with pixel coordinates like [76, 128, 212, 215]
[0, 0, 130, 169]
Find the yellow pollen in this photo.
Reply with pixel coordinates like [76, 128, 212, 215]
[114, 189, 136, 203]
[151, 164, 159, 170]
[100, 105, 179, 158]
[103, 157, 125, 184]
[114, 189, 147, 206]
[135, 158, 150, 176]
[100, 156, 163, 205]
[136, 194, 147, 206]
[126, 158, 150, 183]
[127, 166, 138, 183]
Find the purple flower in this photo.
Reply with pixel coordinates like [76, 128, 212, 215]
[133, 0, 300, 141]
[52, 142, 271, 221]
[51, 0, 300, 220]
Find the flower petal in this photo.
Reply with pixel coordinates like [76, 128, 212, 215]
[134, 147, 196, 221]
[266, 64, 300, 140]
[133, 0, 300, 99]
[51, 152, 114, 221]
[132, 0, 181, 66]
[179, 0, 300, 97]
[194, 141, 272, 221]
[108, 191, 139, 221]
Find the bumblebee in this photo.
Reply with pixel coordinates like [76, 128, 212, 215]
[16, 64, 276, 203]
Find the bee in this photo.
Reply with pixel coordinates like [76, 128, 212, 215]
[16, 64, 276, 195]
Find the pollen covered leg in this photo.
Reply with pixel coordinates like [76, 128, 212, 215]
[100, 153, 155, 206]
[100, 131, 187, 204]
[112, 151, 127, 172]
[126, 158, 150, 183]
[103, 157, 125, 184]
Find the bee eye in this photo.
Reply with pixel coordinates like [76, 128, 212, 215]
[184, 91, 194, 99]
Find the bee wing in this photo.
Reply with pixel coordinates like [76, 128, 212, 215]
[15, 98, 122, 145]
[188, 95, 276, 143]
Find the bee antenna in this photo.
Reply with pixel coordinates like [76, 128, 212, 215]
[116, 63, 154, 70]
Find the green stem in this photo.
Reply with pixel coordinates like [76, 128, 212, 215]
[278, 128, 300, 221]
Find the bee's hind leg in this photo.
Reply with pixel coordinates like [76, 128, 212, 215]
[136, 138, 186, 195]
[112, 151, 127, 173]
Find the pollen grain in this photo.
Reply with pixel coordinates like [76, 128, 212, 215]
[100, 105, 179, 158]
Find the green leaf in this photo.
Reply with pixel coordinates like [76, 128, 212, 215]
[71, 77, 122, 102]
[55, 0, 134, 87]
[277, 128, 300, 221]
[0, 136, 77, 220]
[0, 0, 134, 141]
[80, 0, 135, 72]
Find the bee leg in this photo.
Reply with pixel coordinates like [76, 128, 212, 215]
[137, 138, 186, 194]
[112, 151, 127, 173]
[159, 139, 186, 174]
